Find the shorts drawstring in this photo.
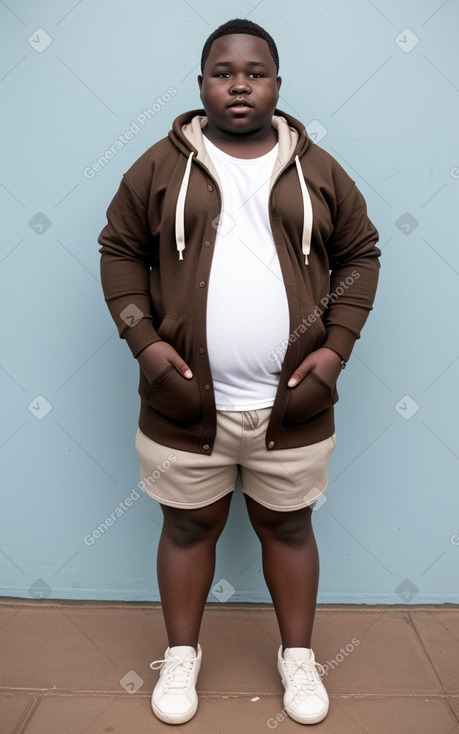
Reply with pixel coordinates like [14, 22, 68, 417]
[242, 410, 260, 435]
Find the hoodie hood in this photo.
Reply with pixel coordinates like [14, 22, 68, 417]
[169, 109, 313, 264]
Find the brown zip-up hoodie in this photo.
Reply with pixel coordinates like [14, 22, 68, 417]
[99, 109, 380, 455]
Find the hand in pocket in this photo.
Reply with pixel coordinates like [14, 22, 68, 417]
[138, 342, 201, 422]
[137, 341, 193, 384]
[287, 347, 342, 390]
[284, 347, 341, 425]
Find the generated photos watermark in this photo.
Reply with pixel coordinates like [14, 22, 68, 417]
[83, 87, 177, 179]
[267, 270, 360, 363]
[83, 454, 176, 546]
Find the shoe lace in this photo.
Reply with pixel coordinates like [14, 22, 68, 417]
[150, 653, 197, 691]
[285, 658, 325, 693]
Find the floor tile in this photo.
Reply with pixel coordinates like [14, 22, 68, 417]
[337, 696, 459, 734]
[304, 609, 443, 694]
[410, 610, 459, 693]
[20, 694, 459, 734]
[0, 692, 36, 734]
[1, 601, 459, 734]
[197, 607, 281, 693]
[448, 697, 459, 720]
[0, 605, 155, 692]
[21, 695, 148, 734]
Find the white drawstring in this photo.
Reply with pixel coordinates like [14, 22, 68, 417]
[295, 155, 313, 265]
[175, 151, 194, 260]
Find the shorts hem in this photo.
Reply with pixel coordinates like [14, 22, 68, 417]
[142, 484, 235, 510]
[242, 481, 328, 512]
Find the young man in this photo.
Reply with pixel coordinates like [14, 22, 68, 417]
[99, 19, 380, 726]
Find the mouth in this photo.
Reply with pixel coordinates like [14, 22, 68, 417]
[227, 98, 253, 112]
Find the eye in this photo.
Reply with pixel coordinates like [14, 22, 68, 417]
[249, 73, 263, 78]
[216, 72, 231, 78]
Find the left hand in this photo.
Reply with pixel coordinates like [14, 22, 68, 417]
[287, 347, 343, 389]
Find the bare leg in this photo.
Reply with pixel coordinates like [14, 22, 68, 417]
[244, 494, 319, 649]
[156, 493, 232, 649]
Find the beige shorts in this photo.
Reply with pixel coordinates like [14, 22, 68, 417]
[135, 408, 335, 512]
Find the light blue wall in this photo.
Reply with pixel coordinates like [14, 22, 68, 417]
[1, 0, 458, 604]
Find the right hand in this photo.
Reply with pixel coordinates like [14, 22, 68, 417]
[137, 341, 193, 385]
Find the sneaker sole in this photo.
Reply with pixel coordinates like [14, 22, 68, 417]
[285, 700, 329, 725]
[152, 700, 198, 725]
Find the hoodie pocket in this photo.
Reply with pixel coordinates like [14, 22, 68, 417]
[283, 371, 338, 425]
[300, 304, 326, 351]
[144, 365, 202, 423]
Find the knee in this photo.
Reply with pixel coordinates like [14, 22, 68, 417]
[161, 505, 228, 548]
[163, 517, 214, 547]
[251, 508, 313, 546]
[273, 519, 311, 545]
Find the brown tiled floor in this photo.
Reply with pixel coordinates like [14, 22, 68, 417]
[1, 599, 459, 733]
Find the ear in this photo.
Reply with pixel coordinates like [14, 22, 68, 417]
[197, 75, 203, 91]
[276, 76, 282, 92]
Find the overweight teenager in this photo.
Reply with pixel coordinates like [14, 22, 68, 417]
[99, 18, 380, 726]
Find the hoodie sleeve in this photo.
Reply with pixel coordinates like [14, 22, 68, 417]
[98, 174, 161, 358]
[321, 181, 381, 362]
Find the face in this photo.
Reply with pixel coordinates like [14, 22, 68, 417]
[198, 34, 281, 138]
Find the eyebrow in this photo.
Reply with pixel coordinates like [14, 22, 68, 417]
[212, 61, 267, 68]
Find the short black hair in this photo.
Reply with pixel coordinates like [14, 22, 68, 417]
[201, 18, 279, 74]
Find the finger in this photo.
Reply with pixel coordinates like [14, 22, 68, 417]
[171, 357, 193, 379]
[287, 369, 306, 388]
[287, 353, 316, 387]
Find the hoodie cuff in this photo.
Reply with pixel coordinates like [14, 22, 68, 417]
[122, 319, 162, 359]
[322, 325, 357, 364]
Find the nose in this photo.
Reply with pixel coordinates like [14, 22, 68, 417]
[230, 73, 250, 94]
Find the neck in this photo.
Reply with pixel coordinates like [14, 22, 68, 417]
[203, 124, 277, 159]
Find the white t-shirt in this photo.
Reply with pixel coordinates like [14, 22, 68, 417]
[204, 136, 290, 411]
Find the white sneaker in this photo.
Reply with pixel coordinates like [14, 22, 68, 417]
[277, 645, 329, 724]
[150, 644, 202, 724]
